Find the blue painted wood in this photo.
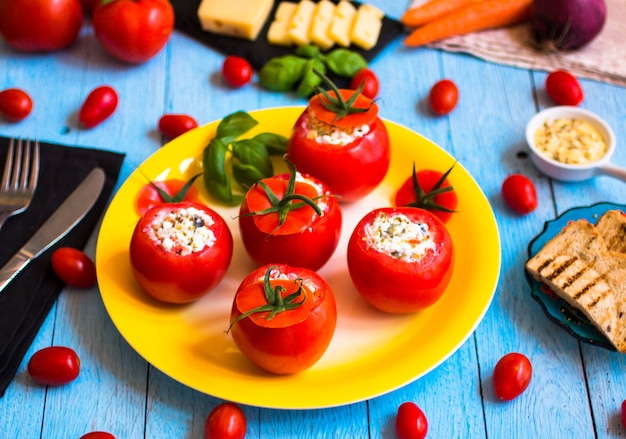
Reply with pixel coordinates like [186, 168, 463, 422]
[2, 1, 626, 437]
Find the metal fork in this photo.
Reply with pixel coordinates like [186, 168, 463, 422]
[0, 138, 40, 232]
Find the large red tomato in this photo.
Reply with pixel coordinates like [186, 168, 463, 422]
[286, 87, 390, 203]
[92, 0, 174, 64]
[238, 166, 342, 271]
[228, 264, 337, 374]
[0, 0, 83, 52]
[129, 201, 233, 304]
[347, 207, 454, 313]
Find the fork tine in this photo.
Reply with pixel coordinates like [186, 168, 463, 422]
[1, 138, 14, 190]
[29, 140, 40, 191]
[10, 138, 23, 191]
[19, 139, 30, 190]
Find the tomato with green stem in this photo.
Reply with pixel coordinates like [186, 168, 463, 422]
[135, 175, 201, 216]
[228, 264, 337, 374]
[238, 160, 341, 271]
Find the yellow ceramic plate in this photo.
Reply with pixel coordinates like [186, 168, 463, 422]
[96, 107, 500, 409]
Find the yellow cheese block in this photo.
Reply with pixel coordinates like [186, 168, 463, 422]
[350, 4, 384, 50]
[287, 0, 316, 46]
[328, 1, 356, 48]
[309, 0, 336, 51]
[197, 0, 273, 41]
[267, 2, 297, 46]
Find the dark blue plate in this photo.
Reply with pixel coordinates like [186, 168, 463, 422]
[525, 202, 626, 351]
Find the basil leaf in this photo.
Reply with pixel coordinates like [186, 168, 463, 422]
[232, 138, 273, 180]
[216, 111, 258, 144]
[325, 49, 368, 78]
[295, 44, 322, 59]
[297, 58, 326, 98]
[259, 55, 307, 92]
[232, 163, 270, 189]
[252, 132, 288, 155]
[203, 137, 234, 204]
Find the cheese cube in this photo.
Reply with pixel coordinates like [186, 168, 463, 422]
[267, 2, 297, 46]
[350, 4, 384, 50]
[309, 0, 336, 51]
[328, 1, 356, 48]
[287, 0, 316, 46]
[197, 0, 273, 41]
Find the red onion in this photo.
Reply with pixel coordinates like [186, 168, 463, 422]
[531, 0, 607, 51]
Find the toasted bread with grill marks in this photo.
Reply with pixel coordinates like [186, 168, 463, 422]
[596, 210, 626, 254]
[525, 219, 626, 353]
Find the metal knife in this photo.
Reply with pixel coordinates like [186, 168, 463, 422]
[0, 167, 105, 295]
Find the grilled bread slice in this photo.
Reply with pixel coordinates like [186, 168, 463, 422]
[525, 219, 626, 353]
[595, 210, 626, 254]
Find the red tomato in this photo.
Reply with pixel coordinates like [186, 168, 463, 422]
[229, 264, 337, 374]
[621, 400, 626, 430]
[204, 403, 247, 439]
[501, 174, 537, 215]
[129, 201, 233, 304]
[0, 88, 33, 122]
[51, 247, 97, 288]
[347, 207, 454, 313]
[395, 165, 457, 224]
[92, 0, 174, 64]
[239, 170, 342, 271]
[135, 179, 200, 216]
[545, 70, 584, 106]
[27, 346, 80, 386]
[350, 68, 380, 99]
[158, 114, 198, 140]
[287, 88, 390, 203]
[80, 433, 116, 439]
[396, 402, 428, 439]
[429, 79, 459, 115]
[79, 85, 119, 128]
[0, 0, 83, 52]
[222, 56, 253, 88]
[493, 352, 532, 401]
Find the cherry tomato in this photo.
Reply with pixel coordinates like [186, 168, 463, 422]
[79, 85, 119, 128]
[158, 114, 198, 140]
[92, 0, 174, 64]
[287, 88, 390, 203]
[229, 264, 337, 374]
[350, 68, 380, 99]
[396, 402, 428, 439]
[394, 165, 457, 224]
[347, 207, 454, 313]
[80, 433, 116, 439]
[135, 178, 200, 216]
[130, 202, 233, 304]
[204, 403, 247, 439]
[493, 352, 532, 401]
[0, 0, 83, 52]
[501, 174, 537, 215]
[239, 167, 342, 271]
[222, 56, 253, 88]
[0, 88, 33, 122]
[545, 70, 584, 106]
[428, 79, 459, 115]
[27, 346, 80, 386]
[51, 247, 97, 288]
[621, 399, 626, 430]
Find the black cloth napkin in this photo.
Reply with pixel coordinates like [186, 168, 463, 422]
[0, 137, 124, 397]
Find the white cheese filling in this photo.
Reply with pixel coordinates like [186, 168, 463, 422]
[533, 118, 607, 164]
[364, 211, 436, 262]
[305, 112, 370, 146]
[149, 206, 216, 256]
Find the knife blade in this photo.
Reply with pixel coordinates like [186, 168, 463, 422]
[0, 167, 105, 295]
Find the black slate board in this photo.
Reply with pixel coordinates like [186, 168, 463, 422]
[171, 0, 406, 71]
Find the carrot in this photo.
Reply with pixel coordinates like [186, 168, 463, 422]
[401, 0, 485, 27]
[404, 0, 532, 47]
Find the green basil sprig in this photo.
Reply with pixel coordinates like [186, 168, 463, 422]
[202, 111, 287, 205]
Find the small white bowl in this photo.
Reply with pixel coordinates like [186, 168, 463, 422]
[525, 106, 625, 183]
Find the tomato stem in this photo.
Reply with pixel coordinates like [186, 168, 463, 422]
[312, 68, 371, 122]
[405, 162, 457, 214]
[150, 173, 202, 204]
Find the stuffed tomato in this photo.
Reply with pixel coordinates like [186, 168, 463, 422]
[228, 264, 337, 375]
[238, 163, 341, 271]
[347, 207, 454, 313]
[129, 201, 233, 304]
[286, 83, 390, 203]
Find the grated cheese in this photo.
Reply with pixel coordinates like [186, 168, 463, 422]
[364, 211, 436, 262]
[305, 111, 370, 146]
[533, 118, 607, 165]
[148, 206, 216, 256]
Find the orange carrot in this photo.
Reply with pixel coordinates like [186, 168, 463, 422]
[404, 0, 532, 47]
[401, 0, 485, 27]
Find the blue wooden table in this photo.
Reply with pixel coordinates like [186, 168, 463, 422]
[2, 1, 626, 438]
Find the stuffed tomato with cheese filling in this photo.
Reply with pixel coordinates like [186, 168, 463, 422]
[129, 201, 233, 304]
[347, 207, 454, 313]
[286, 77, 390, 203]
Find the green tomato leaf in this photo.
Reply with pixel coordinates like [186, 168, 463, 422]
[325, 49, 368, 78]
[203, 137, 234, 204]
[252, 132, 288, 155]
[216, 111, 258, 144]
